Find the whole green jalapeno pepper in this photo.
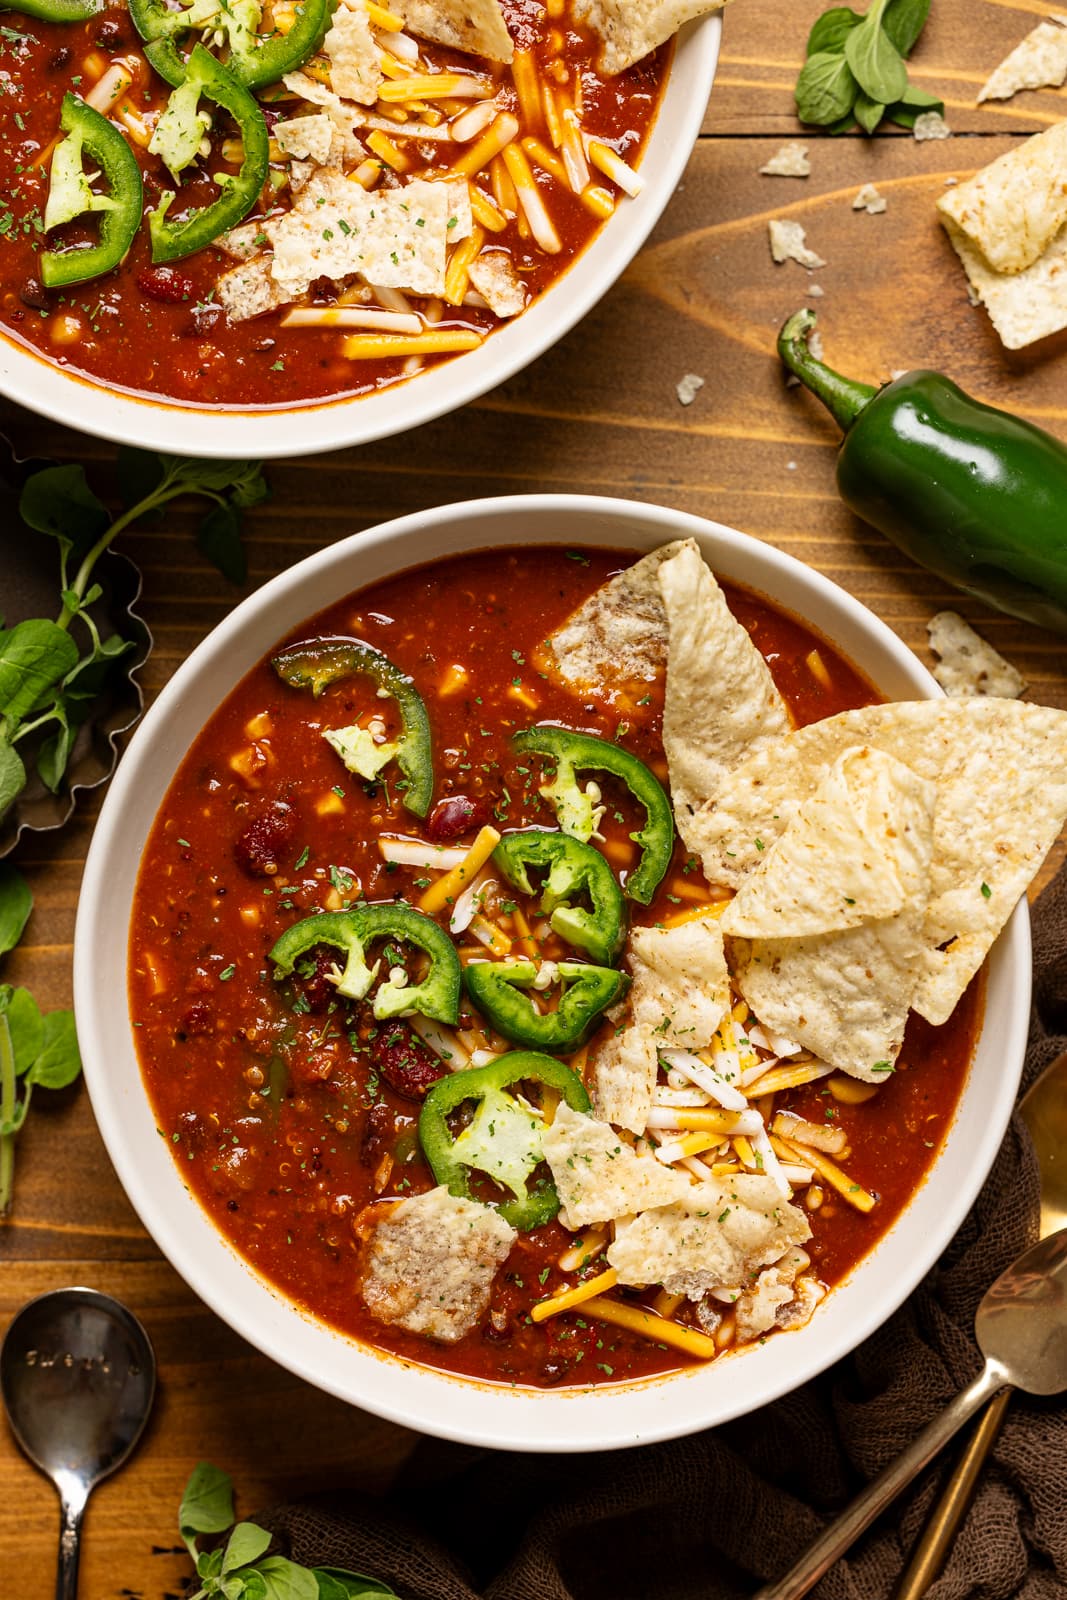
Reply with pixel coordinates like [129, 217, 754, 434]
[779, 308, 1067, 634]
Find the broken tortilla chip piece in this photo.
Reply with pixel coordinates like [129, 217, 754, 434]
[593, 918, 730, 1134]
[540, 1102, 689, 1228]
[691, 699, 1067, 1026]
[723, 748, 937, 1081]
[607, 1175, 810, 1299]
[720, 746, 935, 940]
[940, 217, 1067, 350]
[658, 541, 791, 851]
[977, 18, 1067, 103]
[938, 121, 1067, 277]
[388, 0, 514, 61]
[548, 539, 685, 686]
[572, 0, 725, 75]
[927, 612, 1026, 700]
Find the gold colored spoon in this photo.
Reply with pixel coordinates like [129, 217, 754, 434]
[894, 1049, 1067, 1599]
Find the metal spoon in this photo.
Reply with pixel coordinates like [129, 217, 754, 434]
[894, 1049, 1067, 1598]
[753, 1226, 1067, 1600]
[1, 1287, 156, 1600]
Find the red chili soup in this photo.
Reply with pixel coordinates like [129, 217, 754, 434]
[128, 547, 980, 1388]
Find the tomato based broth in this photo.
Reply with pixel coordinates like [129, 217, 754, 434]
[129, 547, 979, 1388]
[0, 1, 664, 408]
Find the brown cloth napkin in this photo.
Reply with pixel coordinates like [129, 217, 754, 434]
[263, 869, 1067, 1600]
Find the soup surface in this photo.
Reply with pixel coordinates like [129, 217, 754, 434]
[0, 0, 665, 408]
[128, 547, 979, 1388]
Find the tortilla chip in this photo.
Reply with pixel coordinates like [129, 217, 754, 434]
[607, 1175, 810, 1299]
[721, 746, 935, 940]
[760, 142, 810, 179]
[269, 170, 450, 298]
[323, 3, 382, 103]
[388, 0, 513, 61]
[940, 215, 1067, 349]
[548, 539, 685, 687]
[723, 749, 936, 1081]
[853, 183, 886, 215]
[768, 219, 825, 269]
[274, 114, 334, 165]
[928, 612, 1026, 699]
[593, 919, 730, 1134]
[913, 110, 951, 141]
[978, 19, 1067, 103]
[937, 121, 1067, 276]
[572, 0, 724, 75]
[691, 699, 1067, 1025]
[658, 542, 791, 851]
[540, 1102, 689, 1229]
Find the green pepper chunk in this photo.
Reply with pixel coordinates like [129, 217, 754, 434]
[465, 959, 627, 1053]
[273, 635, 434, 818]
[493, 829, 625, 966]
[513, 726, 674, 905]
[132, 0, 334, 90]
[269, 904, 461, 1023]
[40, 95, 143, 291]
[779, 307, 1067, 635]
[148, 46, 269, 264]
[418, 1051, 591, 1230]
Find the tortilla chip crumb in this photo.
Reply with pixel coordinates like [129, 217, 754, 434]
[807, 282, 824, 297]
[978, 18, 1067, 104]
[760, 142, 811, 178]
[807, 328, 824, 360]
[943, 176, 958, 186]
[676, 373, 705, 405]
[768, 219, 825, 269]
[914, 110, 952, 141]
[853, 183, 887, 215]
[927, 612, 1026, 700]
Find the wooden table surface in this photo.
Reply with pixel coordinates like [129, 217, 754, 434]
[3, 0, 1067, 1592]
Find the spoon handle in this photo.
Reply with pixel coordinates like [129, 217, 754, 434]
[752, 1361, 1010, 1600]
[56, 1488, 87, 1600]
[893, 1388, 1013, 1599]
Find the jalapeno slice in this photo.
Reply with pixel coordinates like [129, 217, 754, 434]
[148, 46, 269, 264]
[269, 903, 461, 1024]
[493, 828, 625, 966]
[513, 726, 674, 905]
[465, 959, 628, 1052]
[273, 635, 434, 818]
[5, 0, 101, 18]
[41, 95, 143, 290]
[131, 0, 333, 89]
[418, 1051, 591, 1230]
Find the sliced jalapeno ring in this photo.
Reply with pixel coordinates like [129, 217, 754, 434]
[465, 958, 628, 1053]
[493, 828, 625, 966]
[418, 1051, 591, 1230]
[41, 95, 143, 290]
[269, 903, 461, 1024]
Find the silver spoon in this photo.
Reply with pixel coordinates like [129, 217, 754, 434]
[1, 1287, 156, 1600]
[753, 1227, 1067, 1600]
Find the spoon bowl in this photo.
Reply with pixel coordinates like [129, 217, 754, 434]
[1, 1287, 156, 1599]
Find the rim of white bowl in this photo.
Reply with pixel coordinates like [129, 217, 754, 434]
[0, 20, 720, 460]
[74, 494, 1031, 1452]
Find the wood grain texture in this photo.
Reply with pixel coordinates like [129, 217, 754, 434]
[3, 0, 1067, 1592]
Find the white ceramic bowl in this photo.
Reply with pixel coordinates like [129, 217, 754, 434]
[0, 23, 719, 460]
[74, 496, 1030, 1451]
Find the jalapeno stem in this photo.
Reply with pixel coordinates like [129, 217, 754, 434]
[778, 310, 879, 433]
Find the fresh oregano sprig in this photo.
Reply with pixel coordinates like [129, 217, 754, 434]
[0, 450, 268, 824]
[795, 0, 944, 135]
[180, 1463, 398, 1600]
[0, 863, 81, 1215]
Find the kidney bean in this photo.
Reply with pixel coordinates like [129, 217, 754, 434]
[137, 267, 196, 305]
[426, 794, 490, 843]
[233, 800, 296, 876]
[372, 1023, 448, 1100]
